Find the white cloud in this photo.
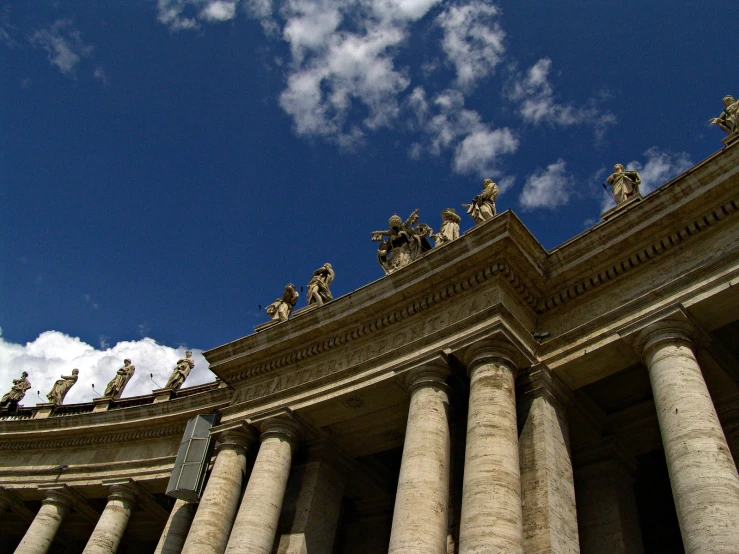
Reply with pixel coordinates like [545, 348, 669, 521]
[407, 87, 518, 176]
[0, 331, 216, 406]
[626, 147, 693, 195]
[157, 0, 239, 31]
[93, 66, 108, 85]
[29, 20, 93, 77]
[506, 58, 616, 138]
[436, 1, 505, 92]
[519, 158, 571, 210]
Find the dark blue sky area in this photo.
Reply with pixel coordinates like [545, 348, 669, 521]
[1, 0, 737, 351]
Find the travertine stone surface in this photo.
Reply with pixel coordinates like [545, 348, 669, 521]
[459, 346, 523, 554]
[181, 430, 250, 554]
[517, 367, 580, 554]
[716, 393, 739, 469]
[154, 498, 197, 554]
[224, 418, 302, 554]
[637, 323, 739, 553]
[389, 365, 451, 554]
[574, 448, 644, 554]
[275, 454, 347, 554]
[15, 488, 74, 554]
[82, 482, 139, 554]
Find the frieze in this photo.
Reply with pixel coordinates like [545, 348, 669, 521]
[232, 287, 504, 404]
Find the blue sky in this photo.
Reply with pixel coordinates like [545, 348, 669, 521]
[1, 0, 737, 404]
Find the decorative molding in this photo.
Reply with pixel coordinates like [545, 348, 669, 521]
[0, 422, 186, 451]
[228, 262, 538, 384]
[538, 198, 739, 312]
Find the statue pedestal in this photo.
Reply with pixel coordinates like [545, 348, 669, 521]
[601, 194, 643, 222]
[723, 132, 739, 147]
[293, 304, 320, 316]
[153, 388, 175, 404]
[33, 403, 56, 419]
[93, 397, 113, 412]
[254, 320, 281, 332]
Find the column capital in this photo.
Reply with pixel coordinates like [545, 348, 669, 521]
[213, 424, 257, 454]
[404, 355, 451, 394]
[40, 487, 75, 510]
[633, 320, 697, 359]
[517, 364, 574, 408]
[103, 479, 140, 505]
[460, 340, 518, 377]
[259, 415, 303, 451]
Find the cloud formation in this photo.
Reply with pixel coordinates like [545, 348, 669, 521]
[29, 20, 93, 77]
[436, 1, 505, 93]
[0, 330, 216, 406]
[506, 58, 616, 138]
[519, 158, 571, 210]
[157, 0, 241, 30]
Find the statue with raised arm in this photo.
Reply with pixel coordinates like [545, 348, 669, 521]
[104, 359, 135, 399]
[1, 371, 31, 409]
[306, 263, 335, 306]
[46, 369, 79, 405]
[709, 95, 739, 136]
[165, 351, 194, 390]
[432, 208, 461, 245]
[266, 284, 299, 322]
[371, 210, 433, 275]
[463, 178, 499, 225]
[607, 164, 642, 204]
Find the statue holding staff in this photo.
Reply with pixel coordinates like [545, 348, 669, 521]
[104, 359, 135, 399]
[165, 351, 195, 390]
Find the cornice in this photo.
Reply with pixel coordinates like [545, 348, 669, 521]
[538, 197, 739, 312]
[0, 422, 186, 451]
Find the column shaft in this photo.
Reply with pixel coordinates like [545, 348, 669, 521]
[82, 484, 138, 554]
[181, 432, 249, 554]
[15, 491, 73, 554]
[517, 368, 580, 554]
[459, 355, 523, 554]
[389, 369, 450, 554]
[154, 498, 197, 554]
[224, 420, 300, 554]
[641, 327, 739, 553]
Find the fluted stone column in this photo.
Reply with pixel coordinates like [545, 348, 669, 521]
[224, 417, 302, 554]
[82, 482, 138, 554]
[181, 430, 251, 554]
[154, 498, 197, 554]
[637, 322, 739, 553]
[459, 345, 523, 554]
[389, 364, 451, 554]
[15, 488, 75, 554]
[517, 366, 580, 554]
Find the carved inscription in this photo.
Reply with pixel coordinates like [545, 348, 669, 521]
[232, 288, 500, 404]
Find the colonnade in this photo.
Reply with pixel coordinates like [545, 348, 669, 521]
[8, 321, 739, 554]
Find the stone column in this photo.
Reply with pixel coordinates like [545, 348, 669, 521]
[574, 440, 644, 554]
[154, 498, 197, 554]
[181, 430, 251, 554]
[636, 322, 739, 553]
[224, 417, 302, 554]
[389, 363, 451, 554]
[716, 392, 739, 470]
[274, 447, 348, 554]
[517, 366, 580, 554]
[15, 488, 75, 554]
[82, 482, 139, 554]
[459, 345, 523, 554]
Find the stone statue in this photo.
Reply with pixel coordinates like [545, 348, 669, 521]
[266, 284, 299, 322]
[432, 208, 461, 245]
[165, 351, 195, 390]
[104, 359, 135, 399]
[607, 164, 642, 204]
[463, 179, 499, 225]
[1, 371, 31, 409]
[371, 210, 433, 275]
[46, 369, 79, 405]
[306, 263, 335, 306]
[709, 95, 739, 135]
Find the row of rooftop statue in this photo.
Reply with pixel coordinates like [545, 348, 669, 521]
[2, 96, 736, 411]
[263, 95, 739, 325]
[0, 351, 195, 410]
